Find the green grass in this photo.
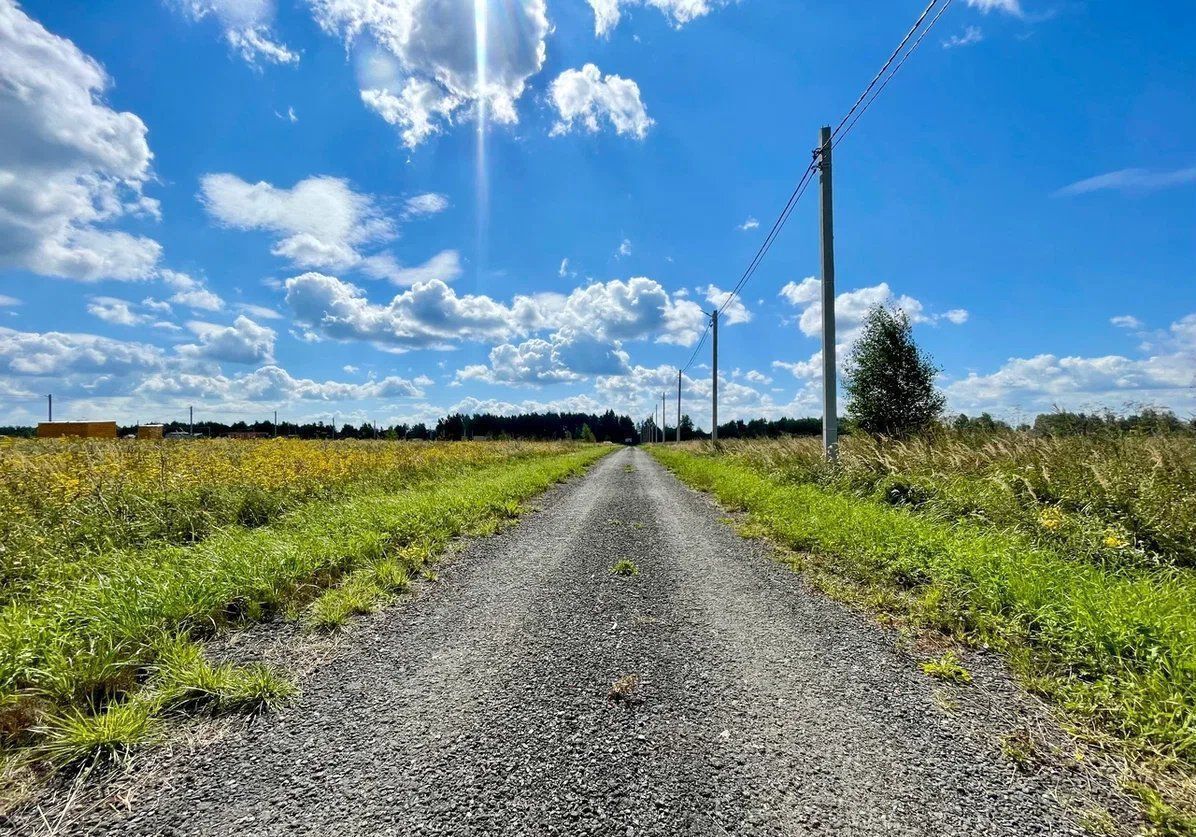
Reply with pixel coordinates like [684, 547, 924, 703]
[610, 559, 640, 577]
[0, 445, 609, 767]
[35, 700, 161, 766]
[651, 445, 1196, 825]
[920, 651, 972, 684]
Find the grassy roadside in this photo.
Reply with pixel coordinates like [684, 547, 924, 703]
[0, 444, 609, 789]
[650, 445, 1196, 831]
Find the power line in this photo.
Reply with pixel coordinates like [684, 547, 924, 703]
[681, 320, 711, 373]
[829, 0, 942, 146]
[832, 0, 956, 151]
[706, 0, 953, 324]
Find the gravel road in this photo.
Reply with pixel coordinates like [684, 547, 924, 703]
[35, 447, 1122, 836]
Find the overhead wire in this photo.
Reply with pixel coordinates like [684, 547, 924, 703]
[703, 0, 954, 328]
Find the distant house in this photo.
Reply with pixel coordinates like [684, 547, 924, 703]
[137, 424, 165, 440]
[37, 421, 118, 439]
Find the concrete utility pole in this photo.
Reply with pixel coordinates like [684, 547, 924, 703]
[273, 410, 278, 437]
[711, 309, 719, 446]
[189, 405, 194, 437]
[676, 370, 682, 443]
[47, 394, 52, 422]
[661, 392, 667, 443]
[818, 125, 839, 462]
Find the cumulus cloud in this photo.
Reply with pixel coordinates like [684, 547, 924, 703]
[137, 364, 425, 402]
[286, 273, 553, 349]
[946, 314, 1196, 415]
[774, 278, 968, 383]
[704, 285, 751, 325]
[738, 216, 760, 231]
[161, 269, 225, 311]
[179, 315, 276, 365]
[1111, 314, 1144, 330]
[0, 3, 161, 281]
[587, 0, 734, 37]
[199, 174, 394, 272]
[0, 326, 165, 378]
[550, 65, 653, 139]
[168, 0, 298, 65]
[453, 277, 706, 384]
[1054, 167, 1196, 197]
[311, 0, 549, 148]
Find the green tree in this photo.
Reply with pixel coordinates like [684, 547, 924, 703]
[844, 306, 946, 437]
[579, 423, 597, 443]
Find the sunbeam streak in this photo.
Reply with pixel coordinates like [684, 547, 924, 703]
[474, 0, 489, 283]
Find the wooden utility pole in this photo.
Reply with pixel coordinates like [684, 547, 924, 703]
[661, 392, 667, 443]
[273, 410, 278, 437]
[676, 370, 682, 443]
[47, 394, 52, 422]
[818, 126, 838, 462]
[711, 309, 719, 446]
[189, 405, 194, 437]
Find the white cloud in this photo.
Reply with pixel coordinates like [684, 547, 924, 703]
[87, 297, 152, 327]
[745, 369, 772, 385]
[179, 315, 276, 365]
[362, 249, 463, 286]
[402, 192, 449, 218]
[774, 279, 968, 383]
[137, 364, 425, 402]
[558, 258, 571, 278]
[311, 0, 549, 148]
[0, 2, 161, 281]
[286, 273, 553, 350]
[1055, 167, 1196, 197]
[161, 269, 225, 311]
[704, 285, 751, 325]
[738, 216, 760, 231]
[200, 174, 394, 272]
[587, 0, 734, 37]
[942, 26, 983, 49]
[1111, 314, 1143, 330]
[550, 65, 653, 140]
[0, 296, 20, 307]
[0, 326, 165, 378]
[965, 0, 1023, 15]
[617, 238, 633, 258]
[168, 0, 298, 65]
[946, 314, 1196, 416]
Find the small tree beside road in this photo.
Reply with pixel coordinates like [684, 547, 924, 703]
[844, 306, 946, 437]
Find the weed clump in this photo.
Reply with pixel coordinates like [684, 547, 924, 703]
[607, 674, 641, 707]
[610, 559, 639, 577]
[920, 651, 972, 684]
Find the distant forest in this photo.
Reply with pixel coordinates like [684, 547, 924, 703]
[2, 408, 1191, 441]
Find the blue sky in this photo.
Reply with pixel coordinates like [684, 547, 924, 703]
[1, 0, 1193, 429]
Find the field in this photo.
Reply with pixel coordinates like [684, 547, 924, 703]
[0, 437, 608, 787]
[651, 433, 1196, 827]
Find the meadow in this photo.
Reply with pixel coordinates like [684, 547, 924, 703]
[0, 437, 608, 789]
[651, 432, 1196, 828]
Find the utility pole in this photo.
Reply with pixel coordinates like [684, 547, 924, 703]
[47, 394, 52, 422]
[273, 410, 278, 437]
[661, 392, 667, 443]
[654, 404, 658, 443]
[711, 309, 719, 446]
[676, 370, 682, 443]
[818, 125, 839, 462]
[189, 405, 194, 437]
